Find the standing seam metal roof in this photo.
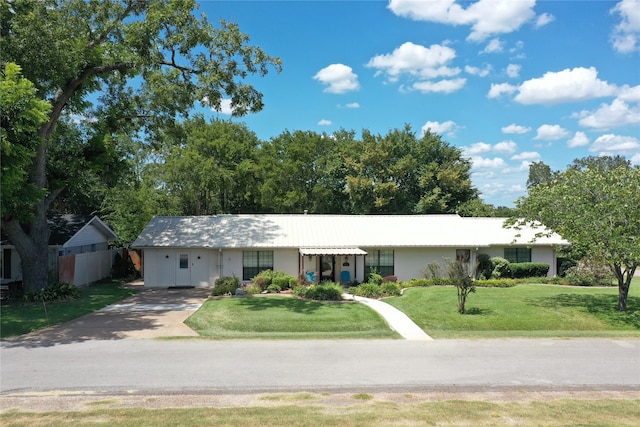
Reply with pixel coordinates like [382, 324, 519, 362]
[131, 214, 567, 249]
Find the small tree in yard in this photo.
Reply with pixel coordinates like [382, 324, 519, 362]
[448, 260, 475, 314]
[507, 157, 639, 311]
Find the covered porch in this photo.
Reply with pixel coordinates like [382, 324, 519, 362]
[298, 248, 367, 284]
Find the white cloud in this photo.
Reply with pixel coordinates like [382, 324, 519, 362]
[487, 82, 517, 99]
[610, 0, 640, 53]
[506, 64, 521, 78]
[421, 120, 459, 137]
[618, 84, 640, 102]
[465, 64, 491, 77]
[462, 141, 517, 156]
[514, 67, 618, 105]
[339, 102, 360, 109]
[575, 98, 640, 129]
[463, 142, 492, 155]
[471, 156, 508, 169]
[511, 151, 541, 161]
[482, 38, 504, 53]
[535, 13, 555, 28]
[591, 134, 640, 156]
[318, 119, 332, 126]
[502, 123, 531, 134]
[313, 64, 360, 94]
[534, 124, 571, 140]
[388, 0, 538, 42]
[567, 131, 590, 148]
[367, 42, 460, 81]
[412, 78, 467, 94]
[493, 140, 518, 154]
[218, 99, 233, 115]
[202, 96, 234, 115]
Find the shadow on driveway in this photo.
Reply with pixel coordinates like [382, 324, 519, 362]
[2, 285, 211, 349]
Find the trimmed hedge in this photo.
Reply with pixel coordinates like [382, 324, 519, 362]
[509, 262, 549, 279]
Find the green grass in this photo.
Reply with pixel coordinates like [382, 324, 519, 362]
[386, 281, 640, 338]
[0, 280, 138, 339]
[185, 295, 400, 339]
[2, 396, 640, 426]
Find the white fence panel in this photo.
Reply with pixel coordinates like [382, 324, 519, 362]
[73, 249, 115, 286]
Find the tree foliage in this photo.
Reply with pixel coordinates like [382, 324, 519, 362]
[0, 0, 281, 291]
[0, 63, 50, 220]
[508, 157, 640, 311]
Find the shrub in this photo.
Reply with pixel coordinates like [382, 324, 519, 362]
[295, 282, 344, 301]
[557, 258, 578, 277]
[272, 274, 295, 290]
[266, 284, 281, 293]
[252, 270, 295, 291]
[564, 262, 616, 286]
[382, 275, 398, 283]
[401, 278, 430, 288]
[475, 253, 493, 279]
[422, 261, 442, 279]
[490, 257, 512, 279]
[352, 283, 383, 298]
[509, 262, 549, 278]
[24, 282, 79, 303]
[380, 282, 401, 297]
[212, 276, 240, 296]
[365, 273, 383, 285]
[252, 276, 269, 292]
[474, 279, 517, 288]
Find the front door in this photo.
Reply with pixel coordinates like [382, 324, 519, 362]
[176, 252, 190, 286]
[320, 256, 334, 282]
[190, 250, 209, 286]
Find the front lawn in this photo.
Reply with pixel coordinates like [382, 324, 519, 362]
[385, 282, 640, 338]
[0, 280, 138, 339]
[185, 295, 399, 339]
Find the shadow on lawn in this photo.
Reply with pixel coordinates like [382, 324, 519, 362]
[234, 295, 350, 315]
[530, 293, 640, 330]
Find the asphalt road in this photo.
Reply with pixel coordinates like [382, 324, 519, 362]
[2, 338, 639, 394]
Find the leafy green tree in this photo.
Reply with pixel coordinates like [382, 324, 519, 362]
[0, 63, 50, 220]
[343, 126, 478, 214]
[508, 157, 640, 311]
[0, 0, 281, 291]
[526, 161, 556, 188]
[258, 130, 348, 213]
[162, 117, 262, 215]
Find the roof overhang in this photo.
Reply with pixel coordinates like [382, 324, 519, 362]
[299, 247, 367, 256]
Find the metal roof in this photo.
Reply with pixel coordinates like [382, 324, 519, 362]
[132, 214, 568, 249]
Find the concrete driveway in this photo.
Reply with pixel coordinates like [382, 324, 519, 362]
[10, 283, 211, 346]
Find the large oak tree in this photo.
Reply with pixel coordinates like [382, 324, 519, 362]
[0, 0, 280, 291]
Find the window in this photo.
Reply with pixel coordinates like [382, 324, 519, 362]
[243, 251, 274, 280]
[366, 250, 394, 277]
[504, 248, 531, 263]
[179, 253, 189, 269]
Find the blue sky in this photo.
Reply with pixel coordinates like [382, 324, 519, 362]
[197, 0, 640, 207]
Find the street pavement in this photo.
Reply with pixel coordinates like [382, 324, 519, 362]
[2, 338, 639, 394]
[1, 284, 639, 395]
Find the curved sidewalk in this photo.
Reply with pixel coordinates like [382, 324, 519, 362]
[343, 294, 433, 341]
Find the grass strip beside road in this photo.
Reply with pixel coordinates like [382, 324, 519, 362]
[386, 283, 640, 338]
[0, 280, 138, 339]
[185, 295, 400, 339]
[2, 395, 639, 426]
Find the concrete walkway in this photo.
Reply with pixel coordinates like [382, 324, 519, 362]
[343, 293, 433, 341]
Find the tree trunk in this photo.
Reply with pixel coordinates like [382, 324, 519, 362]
[614, 263, 636, 312]
[2, 205, 52, 292]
